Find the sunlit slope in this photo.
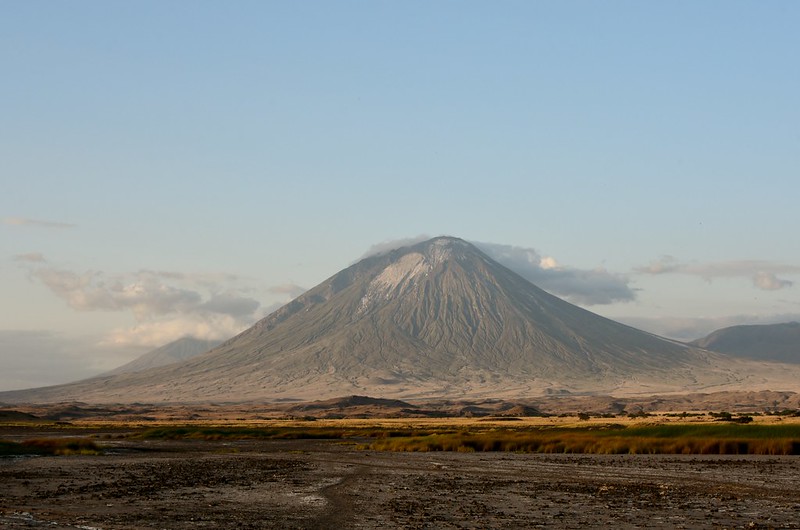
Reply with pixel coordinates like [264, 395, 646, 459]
[1, 237, 779, 403]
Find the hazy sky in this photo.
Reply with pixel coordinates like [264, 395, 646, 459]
[2, 2, 799, 391]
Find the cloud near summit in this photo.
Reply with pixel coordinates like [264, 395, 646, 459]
[472, 242, 636, 305]
[361, 237, 636, 305]
[359, 235, 432, 260]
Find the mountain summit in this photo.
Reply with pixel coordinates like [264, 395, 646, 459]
[0, 236, 754, 403]
[225, 236, 710, 392]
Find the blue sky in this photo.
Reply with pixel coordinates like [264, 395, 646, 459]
[2, 2, 799, 390]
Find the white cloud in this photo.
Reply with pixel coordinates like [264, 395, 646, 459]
[30, 267, 262, 319]
[357, 237, 636, 305]
[267, 283, 307, 299]
[637, 255, 681, 275]
[31, 268, 205, 318]
[13, 252, 47, 263]
[635, 257, 799, 291]
[473, 241, 636, 305]
[753, 271, 793, 291]
[360, 235, 431, 259]
[3, 217, 76, 229]
[539, 256, 559, 270]
[102, 314, 248, 348]
[200, 292, 261, 318]
[23, 263, 263, 350]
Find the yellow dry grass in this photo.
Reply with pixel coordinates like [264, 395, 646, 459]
[61, 413, 800, 430]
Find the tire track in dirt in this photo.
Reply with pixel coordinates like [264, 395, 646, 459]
[308, 464, 370, 529]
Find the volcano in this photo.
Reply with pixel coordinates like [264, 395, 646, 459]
[0, 237, 754, 403]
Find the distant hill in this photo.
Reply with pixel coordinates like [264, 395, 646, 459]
[691, 322, 800, 363]
[289, 395, 416, 411]
[0, 410, 43, 423]
[103, 337, 221, 376]
[2, 236, 798, 403]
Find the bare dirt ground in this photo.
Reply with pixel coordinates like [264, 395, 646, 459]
[4, 389, 800, 423]
[2, 431, 800, 529]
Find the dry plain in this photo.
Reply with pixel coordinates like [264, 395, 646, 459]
[2, 410, 800, 529]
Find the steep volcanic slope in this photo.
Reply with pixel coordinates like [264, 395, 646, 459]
[691, 322, 800, 363]
[196, 237, 709, 386]
[102, 337, 221, 376]
[0, 237, 772, 403]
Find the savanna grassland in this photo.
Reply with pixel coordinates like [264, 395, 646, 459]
[2, 408, 800, 528]
[118, 415, 800, 455]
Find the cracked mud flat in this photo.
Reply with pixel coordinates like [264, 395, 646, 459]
[2, 437, 800, 529]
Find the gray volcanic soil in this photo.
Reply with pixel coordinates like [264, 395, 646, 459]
[2, 434, 800, 529]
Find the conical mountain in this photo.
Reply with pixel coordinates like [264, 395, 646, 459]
[0, 237, 753, 403]
[199, 236, 712, 390]
[102, 337, 221, 376]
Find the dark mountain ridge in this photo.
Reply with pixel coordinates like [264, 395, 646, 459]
[691, 322, 800, 363]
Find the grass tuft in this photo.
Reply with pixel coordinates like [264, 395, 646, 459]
[0, 438, 102, 456]
[365, 424, 800, 455]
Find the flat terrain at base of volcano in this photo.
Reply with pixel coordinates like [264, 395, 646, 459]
[2, 421, 800, 529]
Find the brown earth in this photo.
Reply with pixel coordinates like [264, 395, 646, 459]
[1, 427, 799, 529]
[4, 389, 800, 424]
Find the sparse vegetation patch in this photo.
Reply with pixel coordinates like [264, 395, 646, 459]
[136, 426, 349, 440]
[366, 424, 800, 455]
[129, 423, 800, 455]
[0, 438, 102, 456]
[134, 425, 458, 441]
